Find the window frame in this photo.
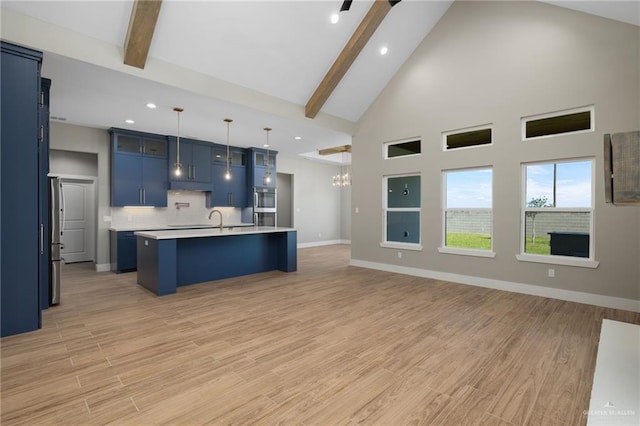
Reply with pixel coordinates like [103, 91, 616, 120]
[380, 173, 423, 251]
[438, 166, 496, 258]
[521, 105, 594, 142]
[383, 137, 422, 160]
[442, 123, 493, 152]
[516, 157, 599, 268]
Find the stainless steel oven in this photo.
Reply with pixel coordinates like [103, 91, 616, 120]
[254, 211, 276, 227]
[254, 187, 276, 211]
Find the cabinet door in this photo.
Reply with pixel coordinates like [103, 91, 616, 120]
[117, 232, 137, 272]
[190, 143, 211, 183]
[112, 153, 142, 206]
[142, 156, 168, 206]
[115, 134, 142, 154]
[211, 163, 231, 206]
[1, 43, 42, 336]
[387, 175, 420, 208]
[230, 165, 247, 207]
[143, 137, 167, 157]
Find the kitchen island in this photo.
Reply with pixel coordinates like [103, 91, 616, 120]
[135, 227, 297, 295]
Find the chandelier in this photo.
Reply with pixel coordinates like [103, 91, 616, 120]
[332, 150, 352, 187]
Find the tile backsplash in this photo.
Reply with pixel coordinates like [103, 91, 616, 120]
[110, 191, 248, 227]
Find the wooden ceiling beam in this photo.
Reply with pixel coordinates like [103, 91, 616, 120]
[123, 0, 163, 69]
[305, 0, 395, 119]
[318, 144, 352, 156]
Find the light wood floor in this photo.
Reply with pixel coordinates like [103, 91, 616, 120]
[1, 245, 638, 425]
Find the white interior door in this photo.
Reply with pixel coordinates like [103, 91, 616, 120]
[61, 180, 95, 263]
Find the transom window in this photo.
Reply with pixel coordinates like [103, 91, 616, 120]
[384, 139, 421, 159]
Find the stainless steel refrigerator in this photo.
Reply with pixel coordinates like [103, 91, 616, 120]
[49, 177, 64, 305]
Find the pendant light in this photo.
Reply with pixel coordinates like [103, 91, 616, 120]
[224, 118, 233, 180]
[263, 127, 272, 185]
[173, 107, 184, 177]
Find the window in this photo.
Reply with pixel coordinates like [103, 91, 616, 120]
[443, 125, 492, 151]
[440, 168, 494, 257]
[382, 174, 421, 248]
[522, 106, 594, 140]
[519, 159, 597, 267]
[384, 139, 421, 159]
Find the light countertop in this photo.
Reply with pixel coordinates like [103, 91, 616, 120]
[134, 226, 296, 240]
[110, 223, 254, 232]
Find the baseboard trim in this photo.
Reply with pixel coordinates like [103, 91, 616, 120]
[298, 240, 350, 249]
[95, 263, 111, 272]
[350, 259, 640, 313]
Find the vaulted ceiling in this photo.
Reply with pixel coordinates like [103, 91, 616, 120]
[1, 1, 637, 164]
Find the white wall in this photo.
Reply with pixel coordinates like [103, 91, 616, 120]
[352, 1, 640, 306]
[49, 122, 110, 269]
[277, 156, 345, 245]
[50, 149, 97, 177]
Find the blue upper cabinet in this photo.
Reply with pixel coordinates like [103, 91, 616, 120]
[168, 137, 212, 191]
[210, 144, 248, 207]
[110, 129, 168, 207]
[247, 148, 277, 190]
[1, 42, 43, 337]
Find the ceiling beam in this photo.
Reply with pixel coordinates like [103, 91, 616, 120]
[318, 144, 352, 156]
[305, 0, 395, 119]
[123, 0, 163, 69]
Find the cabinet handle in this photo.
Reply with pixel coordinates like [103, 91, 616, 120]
[228, 192, 232, 206]
[139, 188, 143, 205]
[142, 188, 146, 205]
[192, 165, 196, 180]
[40, 223, 44, 254]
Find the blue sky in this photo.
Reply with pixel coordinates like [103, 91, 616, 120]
[446, 169, 492, 208]
[526, 160, 592, 208]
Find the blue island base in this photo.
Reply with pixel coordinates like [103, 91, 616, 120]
[136, 230, 297, 295]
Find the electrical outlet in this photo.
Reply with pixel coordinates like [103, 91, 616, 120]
[548, 268, 555, 278]
[355, 207, 359, 213]
[398, 251, 402, 259]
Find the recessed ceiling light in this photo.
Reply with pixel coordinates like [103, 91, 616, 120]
[380, 46, 388, 55]
[125, 119, 135, 124]
[295, 136, 302, 140]
[330, 13, 339, 24]
[146, 103, 157, 109]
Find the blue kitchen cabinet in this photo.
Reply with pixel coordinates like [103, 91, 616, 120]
[39, 78, 51, 310]
[110, 230, 138, 273]
[210, 145, 248, 207]
[110, 129, 168, 207]
[168, 137, 212, 191]
[1, 42, 44, 336]
[247, 148, 277, 191]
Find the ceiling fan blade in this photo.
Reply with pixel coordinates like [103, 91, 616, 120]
[340, 0, 352, 12]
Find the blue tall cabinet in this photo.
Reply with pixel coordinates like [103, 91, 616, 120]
[1, 42, 46, 337]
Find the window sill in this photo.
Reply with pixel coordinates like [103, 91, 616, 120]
[515, 254, 599, 268]
[438, 247, 496, 258]
[380, 242, 423, 251]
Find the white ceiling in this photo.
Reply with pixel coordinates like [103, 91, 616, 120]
[1, 1, 638, 164]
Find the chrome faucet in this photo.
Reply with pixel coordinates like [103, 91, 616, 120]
[208, 209, 223, 229]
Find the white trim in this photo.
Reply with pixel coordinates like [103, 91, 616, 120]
[438, 247, 496, 258]
[521, 105, 594, 141]
[380, 242, 423, 251]
[350, 258, 639, 312]
[442, 123, 493, 151]
[298, 239, 348, 249]
[95, 263, 111, 272]
[516, 253, 599, 268]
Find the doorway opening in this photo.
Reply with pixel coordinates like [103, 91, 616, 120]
[277, 172, 293, 228]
